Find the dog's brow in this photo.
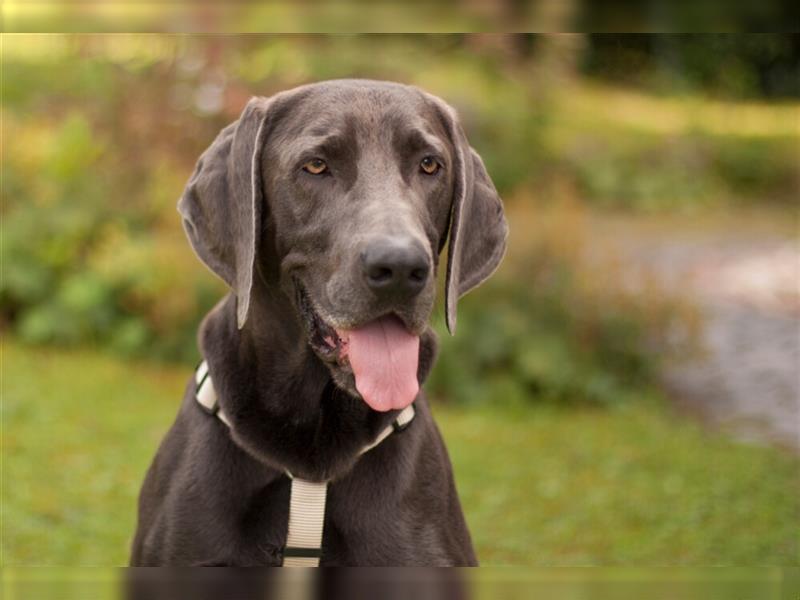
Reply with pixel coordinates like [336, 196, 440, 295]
[308, 125, 334, 137]
[399, 129, 446, 157]
[293, 134, 349, 160]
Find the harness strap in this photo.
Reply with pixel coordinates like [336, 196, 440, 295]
[283, 478, 327, 567]
[195, 361, 230, 426]
[193, 360, 416, 567]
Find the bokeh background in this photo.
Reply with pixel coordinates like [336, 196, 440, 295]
[3, 33, 798, 566]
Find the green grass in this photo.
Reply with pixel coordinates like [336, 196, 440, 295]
[3, 339, 798, 566]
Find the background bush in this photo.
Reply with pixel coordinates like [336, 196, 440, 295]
[428, 199, 700, 408]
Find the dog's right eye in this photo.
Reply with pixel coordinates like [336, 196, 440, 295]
[303, 159, 328, 175]
[420, 156, 440, 175]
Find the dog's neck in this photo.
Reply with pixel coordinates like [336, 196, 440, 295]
[196, 275, 438, 480]
[196, 281, 389, 480]
[200, 279, 348, 406]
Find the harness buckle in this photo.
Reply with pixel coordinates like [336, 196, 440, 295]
[196, 396, 219, 417]
[391, 404, 416, 433]
[195, 361, 219, 416]
[283, 547, 323, 559]
[392, 417, 411, 433]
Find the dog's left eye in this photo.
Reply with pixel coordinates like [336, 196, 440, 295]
[303, 159, 328, 175]
[420, 156, 440, 175]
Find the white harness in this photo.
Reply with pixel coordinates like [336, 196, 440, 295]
[193, 360, 416, 567]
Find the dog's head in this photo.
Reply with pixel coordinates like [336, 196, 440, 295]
[179, 80, 507, 411]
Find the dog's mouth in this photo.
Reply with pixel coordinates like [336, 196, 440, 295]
[297, 282, 349, 363]
[296, 282, 420, 412]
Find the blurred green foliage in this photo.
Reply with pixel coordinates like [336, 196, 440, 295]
[431, 281, 664, 409]
[2, 35, 796, 404]
[564, 131, 798, 212]
[2, 108, 223, 361]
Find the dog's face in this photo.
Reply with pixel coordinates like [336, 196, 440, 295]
[178, 80, 507, 412]
[261, 82, 453, 403]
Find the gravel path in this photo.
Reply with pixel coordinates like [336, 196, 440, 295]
[663, 302, 799, 451]
[593, 218, 799, 451]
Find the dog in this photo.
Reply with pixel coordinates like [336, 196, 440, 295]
[131, 79, 508, 566]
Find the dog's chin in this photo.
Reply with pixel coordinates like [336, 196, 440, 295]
[328, 365, 360, 398]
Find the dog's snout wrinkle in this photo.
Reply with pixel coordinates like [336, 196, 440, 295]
[361, 237, 430, 299]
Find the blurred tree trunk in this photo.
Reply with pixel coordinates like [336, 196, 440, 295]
[462, 0, 531, 60]
[529, 0, 585, 89]
[532, 34, 586, 86]
[462, 1, 586, 94]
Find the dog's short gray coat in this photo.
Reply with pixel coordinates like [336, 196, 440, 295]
[131, 79, 508, 566]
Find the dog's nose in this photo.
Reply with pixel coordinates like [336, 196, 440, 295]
[361, 237, 430, 298]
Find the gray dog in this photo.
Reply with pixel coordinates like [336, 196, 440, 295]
[131, 79, 507, 566]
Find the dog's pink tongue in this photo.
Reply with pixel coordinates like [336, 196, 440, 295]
[341, 316, 419, 412]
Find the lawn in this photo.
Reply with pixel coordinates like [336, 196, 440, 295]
[3, 339, 798, 566]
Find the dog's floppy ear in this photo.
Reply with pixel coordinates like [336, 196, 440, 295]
[428, 95, 509, 335]
[177, 97, 272, 329]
